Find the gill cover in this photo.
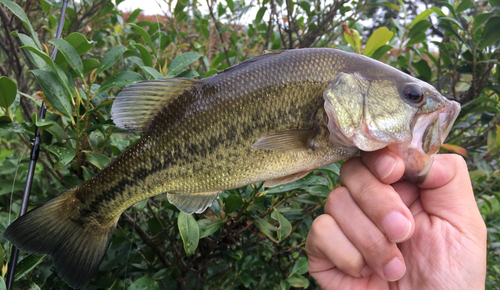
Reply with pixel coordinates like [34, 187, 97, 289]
[322, 71, 460, 183]
[323, 72, 417, 151]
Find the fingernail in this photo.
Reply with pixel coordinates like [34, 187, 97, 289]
[375, 155, 397, 180]
[383, 257, 406, 281]
[381, 211, 411, 243]
[360, 265, 373, 278]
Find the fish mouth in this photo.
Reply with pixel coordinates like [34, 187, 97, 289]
[392, 99, 461, 183]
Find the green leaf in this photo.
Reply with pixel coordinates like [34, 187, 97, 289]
[489, 0, 500, 7]
[370, 45, 393, 60]
[127, 8, 143, 23]
[85, 152, 111, 169]
[109, 279, 125, 290]
[408, 20, 431, 39]
[204, 69, 219, 78]
[129, 23, 155, 56]
[127, 277, 159, 290]
[132, 43, 153, 67]
[363, 27, 394, 57]
[286, 274, 309, 288]
[96, 71, 144, 93]
[167, 51, 202, 77]
[467, 106, 500, 114]
[413, 59, 432, 82]
[83, 58, 100, 75]
[473, 12, 490, 31]
[42, 144, 75, 165]
[140, 66, 165, 79]
[456, 0, 474, 13]
[430, 6, 445, 17]
[98, 46, 127, 74]
[409, 9, 435, 29]
[178, 212, 199, 256]
[31, 112, 56, 130]
[0, 245, 4, 273]
[45, 122, 68, 142]
[439, 2, 458, 20]
[20, 45, 56, 72]
[225, 194, 243, 213]
[271, 210, 292, 242]
[197, 218, 223, 238]
[65, 32, 94, 55]
[0, 0, 42, 49]
[10, 32, 46, 68]
[480, 16, 500, 48]
[215, 27, 235, 38]
[0, 77, 17, 110]
[49, 39, 84, 79]
[0, 121, 33, 135]
[14, 254, 45, 281]
[254, 217, 277, 243]
[31, 69, 73, 118]
[175, 69, 200, 79]
[439, 17, 463, 29]
[290, 257, 308, 275]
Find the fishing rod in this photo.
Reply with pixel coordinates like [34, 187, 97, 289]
[5, 0, 69, 288]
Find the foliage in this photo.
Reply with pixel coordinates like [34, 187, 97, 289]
[0, 0, 499, 289]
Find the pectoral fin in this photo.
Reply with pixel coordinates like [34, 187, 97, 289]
[252, 129, 318, 151]
[167, 191, 221, 214]
[263, 171, 312, 187]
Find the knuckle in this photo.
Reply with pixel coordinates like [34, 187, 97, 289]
[326, 187, 351, 210]
[308, 214, 336, 240]
[338, 251, 365, 273]
[363, 232, 389, 254]
[354, 181, 384, 206]
[451, 154, 467, 171]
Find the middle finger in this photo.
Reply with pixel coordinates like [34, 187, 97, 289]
[339, 157, 415, 243]
[325, 186, 407, 281]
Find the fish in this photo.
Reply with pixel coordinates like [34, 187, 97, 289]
[4, 48, 460, 288]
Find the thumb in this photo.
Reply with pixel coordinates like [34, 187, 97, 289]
[417, 154, 483, 234]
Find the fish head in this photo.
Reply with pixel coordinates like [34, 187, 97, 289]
[323, 70, 460, 183]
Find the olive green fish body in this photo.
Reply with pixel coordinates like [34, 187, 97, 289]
[4, 48, 460, 289]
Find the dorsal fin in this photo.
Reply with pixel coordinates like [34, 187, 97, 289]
[215, 50, 286, 75]
[111, 78, 201, 132]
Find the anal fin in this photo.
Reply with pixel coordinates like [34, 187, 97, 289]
[167, 191, 221, 214]
[263, 171, 312, 187]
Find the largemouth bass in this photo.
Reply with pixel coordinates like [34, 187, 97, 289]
[4, 48, 460, 288]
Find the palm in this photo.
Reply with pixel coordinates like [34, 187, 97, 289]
[311, 198, 485, 290]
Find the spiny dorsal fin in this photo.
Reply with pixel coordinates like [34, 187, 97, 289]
[251, 129, 318, 151]
[167, 191, 221, 214]
[216, 50, 286, 75]
[111, 78, 201, 132]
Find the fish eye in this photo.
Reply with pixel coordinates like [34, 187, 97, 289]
[403, 86, 424, 103]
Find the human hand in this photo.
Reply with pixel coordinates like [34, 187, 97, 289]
[306, 149, 487, 289]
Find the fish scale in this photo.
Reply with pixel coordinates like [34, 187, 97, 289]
[4, 48, 460, 289]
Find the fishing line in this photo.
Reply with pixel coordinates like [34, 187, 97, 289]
[5, 0, 69, 289]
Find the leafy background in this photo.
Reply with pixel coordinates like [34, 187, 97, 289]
[0, 0, 500, 289]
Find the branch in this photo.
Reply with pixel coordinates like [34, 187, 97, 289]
[69, 0, 107, 32]
[120, 211, 172, 268]
[206, 0, 231, 66]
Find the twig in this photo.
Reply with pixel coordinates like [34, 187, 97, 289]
[121, 211, 172, 268]
[206, 0, 230, 66]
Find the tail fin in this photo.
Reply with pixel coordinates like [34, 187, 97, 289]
[4, 190, 117, 289]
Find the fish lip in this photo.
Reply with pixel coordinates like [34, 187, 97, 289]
[402, 99, 461, 182]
